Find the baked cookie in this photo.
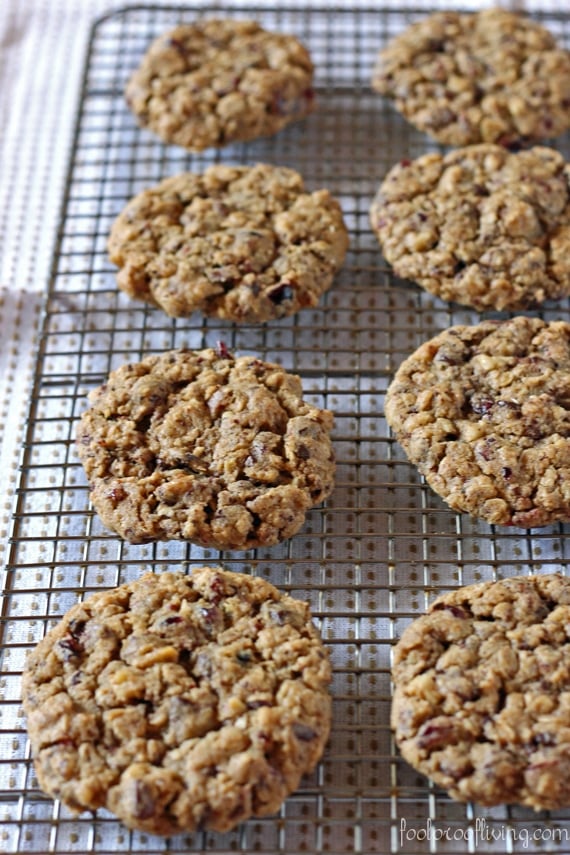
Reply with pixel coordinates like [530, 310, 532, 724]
[76, 346, 335, 547]
[392, 573, 570, 810]
[384, 317, 570, 528]
[22, 567, 332, 835]
[125, 18, 314, 150]
[370, 144, 570, 311]
[372, 8, 570, 147]
[108, 163, 349, 323]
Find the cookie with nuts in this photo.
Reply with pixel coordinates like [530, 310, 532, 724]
[126, 18, 315, 151]
[370, 144, 570, 311]
[76, 346, 335, 548]
[372, 8, 570, 147]
[108, 163, 348, 323]
[22, 567, 332, 834]
[385, 317, 570, 528]
[392, 573, 570, 810]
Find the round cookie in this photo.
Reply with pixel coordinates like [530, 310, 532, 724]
[108, 163, 349, 323]
[22, 567, 332, 835]
[392, 573, 570, 811]
[370, 144, 570, 311]
[384, 317, 570, 528]
[76, 346, 335, 547]
[372, 8, 570, 147]
[125, 18, 315, 151]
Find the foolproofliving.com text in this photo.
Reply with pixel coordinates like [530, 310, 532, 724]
[400, 817, 570, 850]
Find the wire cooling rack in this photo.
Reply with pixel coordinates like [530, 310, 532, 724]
[3, 3, 570, 853]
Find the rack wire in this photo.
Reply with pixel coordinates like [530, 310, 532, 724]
[2, 3, 570, 853]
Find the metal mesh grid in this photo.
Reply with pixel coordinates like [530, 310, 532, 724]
[3, 3, 570, 853]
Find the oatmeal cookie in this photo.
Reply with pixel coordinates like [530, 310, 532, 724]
[22, 567, 332, 835]
[125, 18, 315, 150]
[76, 346, 335, 547]
[392, 573, 570, 810]
[384, 317, 570, 528]
[372, 8, 570, 147]
[370, 144, 570, 311]
[108, 163, 349, 323]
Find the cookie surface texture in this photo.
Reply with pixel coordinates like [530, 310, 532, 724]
[108, 163, 349, 323]
[372, 8, 570, 146]
[384, 317, 570, 527]
[392, 573, 570, 810]
[370, 144, 570, 311]
[126, 18, 314, 150]
[22, 567, 332, 835]
[76, 347, 335, 547]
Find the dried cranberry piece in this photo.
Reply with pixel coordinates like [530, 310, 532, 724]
[470, 396, 494, 415]
[199, 605, 221, 633]
[108, 485, 127, 505]
[417, 720, 455, 750]
[267, 284, 295, 305]
[133, 781, 156, 819]
[166, 38, 188, 57]
[215, 340, 232, 360]
[207, 574, 225, 605]
[58, 637, 83, 659]
[58, 618, 86, 660]
[434, 346, 465, 366]
[431, 603, 469, 619]
[293, 723, 317, 741]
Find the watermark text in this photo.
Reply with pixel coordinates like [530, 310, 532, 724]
[400, 817, 570, 850]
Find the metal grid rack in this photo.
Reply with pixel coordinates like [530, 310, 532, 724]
[2, 4, 570, 853]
